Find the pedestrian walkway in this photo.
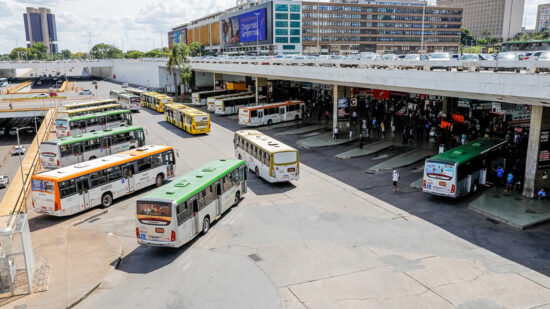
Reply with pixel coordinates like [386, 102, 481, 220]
[335, 141, 394, 159]
[276, 124, 325, 136]
[469, 187, 550, 229]
[297, 132, 358, 148]
[367, 150, 434, 174]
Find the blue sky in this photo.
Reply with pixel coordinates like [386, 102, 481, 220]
[0, 0, 546, 54]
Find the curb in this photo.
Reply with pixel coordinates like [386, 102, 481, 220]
[65, 282, 101, 309]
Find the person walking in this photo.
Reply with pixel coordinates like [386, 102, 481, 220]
[496, 166, 505, 186]
[392, 169, 400, 192]
[333, 126, 339, 139]
[506, 172, 514, 192]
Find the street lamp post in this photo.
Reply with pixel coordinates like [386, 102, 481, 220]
[317, 0, 320, 54]
[254, 12, 261, 55]
[420, 1, 426, 54]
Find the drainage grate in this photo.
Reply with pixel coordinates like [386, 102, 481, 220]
[248, 254, 262, 262]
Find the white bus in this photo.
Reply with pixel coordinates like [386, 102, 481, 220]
[32, 145, 176, 216]
[215, 95, 256, 115]
[234, 130, 299, 183]
[56, 103, 122, 119]
[136, 159, 246, 248]
[119, 93, 142, 112]
[40, 126, 146, 169]
[207, 92, 251, 112]
[57, 99, 117, 113]
[192, 89, 235, 106]
[109, 89, 126, 100]
[55, 109, 133, 137]
[238, 100, 305, 126]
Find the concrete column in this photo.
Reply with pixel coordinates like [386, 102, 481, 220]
[255, 77, 268, 103]
[523, 105, 543, 198]
[213, 73, 223, 88]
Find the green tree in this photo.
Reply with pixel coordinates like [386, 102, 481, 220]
[90, 43, 123, 59]
[167, 42, 190, 96]
[461, 28, 475, 46]
[145, 49, 163, 58]
[29, 43, 48, 60]
[9, 47, 30, 60]
[60, 49, 72, 59]
[189, 41, 202, 57]
[124, 50, 145, 59]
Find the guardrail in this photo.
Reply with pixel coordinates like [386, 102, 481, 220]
[191, 58, 550, 74]
[0, 108, 56, 224]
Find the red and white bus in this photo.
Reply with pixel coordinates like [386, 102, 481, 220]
[238, 100, 305, 126]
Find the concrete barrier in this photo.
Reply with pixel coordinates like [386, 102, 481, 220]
[0, 108, 56, 220]
[6, 80, 32, 94]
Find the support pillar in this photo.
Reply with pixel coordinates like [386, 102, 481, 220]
[213, 73, 223, 89]
[255, 77, 268, 104]
[333, 85, 339, 137]
[523, 105, 543, 198]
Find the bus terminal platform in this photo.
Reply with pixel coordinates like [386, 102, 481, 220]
[469, 186, 550, 229]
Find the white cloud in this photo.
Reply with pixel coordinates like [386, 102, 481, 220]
[0, 0, 546, 55]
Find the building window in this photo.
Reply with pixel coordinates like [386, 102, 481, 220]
[290, 5, 301, 12]
[290, 37, 300, 43]
[290, 21, 300, 28]
[275, 21, 288, 27]
[283, 45, 295, 50]
[275, 4, 288, 12]
[275, 37, 288, 43]
[275, 29, 288, 35]
[275, 13, 288, 20]
[290, 13, 300, 20]
[290, 29, 301, 36]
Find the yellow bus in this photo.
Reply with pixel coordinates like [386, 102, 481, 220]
[152, 94, 172, 113]
[141, 92, 159, 111]
[164, 104, 210, 134]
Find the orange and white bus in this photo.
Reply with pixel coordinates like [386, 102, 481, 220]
[238, 100, 305, 126]
[31, 145, 176, 216]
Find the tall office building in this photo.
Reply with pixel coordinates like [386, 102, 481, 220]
[23, 7, 58, 53]
[437, 0, 524, 40]
[536, 3, 550, 31]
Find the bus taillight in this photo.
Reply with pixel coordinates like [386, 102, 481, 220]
[423, 180, 426, 188]
[170, 230, 176, 242]
[451, 184, 456, 193]
[57, 159, 60, 166]
[136, 228, 140, 239]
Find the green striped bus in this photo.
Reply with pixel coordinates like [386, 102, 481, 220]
[40, 126, 145, 169]
[55, 109, 133, 137]
[136, 159, 247, 247]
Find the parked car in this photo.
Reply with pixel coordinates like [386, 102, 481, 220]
[92, 80, 97, 84]
[429, 52, 451, 60]
[359, 53, 381, 60]
[403, 54, 421, 61]
[122, 83, 129, 88]
[0, 127, 5, 135]
[460, 54, 479, 61]
[538, 52, 550, 61]
[381, 54, 398, 60]
[79, 89, 92, 95]
[12, 145, 26, 156]
[497, 52, 518, 61]
[479, 53, 496, 60]
[9, 127, 17, 135]
[0, 175, 9, 188]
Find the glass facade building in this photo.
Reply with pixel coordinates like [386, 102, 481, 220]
[23, 7, 58, 54]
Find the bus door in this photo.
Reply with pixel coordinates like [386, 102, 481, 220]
[75, 177, 90, 211]
[215, 181, 222, 216]
[78, 120, 86, 134]
[240, 166, 247, 194]
[102, 137, 112, 155]
[190, 197, 199, 235]
[136, 130, 145, 147]
[300, 104, 305, 117]
[278, 107, 285, 122]
[72, 143, 84, 163]
[122, 164, 135, 192]
[257, 110, 264, 124]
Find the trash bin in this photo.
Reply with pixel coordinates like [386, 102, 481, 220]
[439, 144, 445, 154]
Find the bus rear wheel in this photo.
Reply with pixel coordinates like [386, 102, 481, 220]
[234, 192, 241, 205]
[255, 167, 260, 178]
[202, 217, 210, 234]
[101, 193, 113, 208]
[89, 156, 97, 160]
[155, 174, 164, 187]
[267, 120, 273, 126]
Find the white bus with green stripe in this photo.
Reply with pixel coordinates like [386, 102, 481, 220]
[40, 126, 146, 169]
[55, 109, 133, 137]
[136, 159, 247, 248]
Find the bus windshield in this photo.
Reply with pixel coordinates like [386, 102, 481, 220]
[274, 151, 297, 165]
[425, 161, 454, 180]
[137, 202, 172, 225]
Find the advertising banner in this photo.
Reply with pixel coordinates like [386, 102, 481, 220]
[222, 15, 240, 45]
[173, 30, 181, 44]
[240, 8, 266, 43]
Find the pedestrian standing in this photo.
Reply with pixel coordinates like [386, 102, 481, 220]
[392, 169, 400, 192]
[496, 166, 505, 186]
[333, 126, 339, 139]
[9, 103, 12, 109]
[359, 133, 364, 149]
[506, 172, 513, 192]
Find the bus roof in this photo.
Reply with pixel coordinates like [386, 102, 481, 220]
[241, 100, 304, 111]
[42, 126, 143, 146]
[428, 138, 507, 165]
[502, 39, 550, 44]
[164, 103, 188, 111]
[67, 109, 130, 122]
[180, 106, 208, 116]
[138, 159, 245, 204]
[219, 94, 255, 102]
[235, 130, 297, 154]
[119, 93, 139, 99]
[63, 99, 116, 109]
[64, 103, 121, 114]
[34, 145, 172, 182]
[210, 92, 251, 100]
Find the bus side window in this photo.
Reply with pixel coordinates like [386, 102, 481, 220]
[137, 157, 151, 171]
[60, 145, 72, 157]
[151, 154, 162, 167]
[223, 176, 232, 192]
[279, 107, 285, 115]
[198, 191, 206, 210]
[107, 166, 122, 182]
[91, 169, 107, 187]
[204, 187, 214, 205]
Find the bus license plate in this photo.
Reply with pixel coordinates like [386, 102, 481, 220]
[155, 228, 164, 233]
[439, 181, 447, 186]
[288, 168, 295, 172]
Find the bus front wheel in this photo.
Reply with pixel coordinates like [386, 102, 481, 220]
[267, 120, 273, 126]
[101, 193, 113, 208]
[202, 217, 210, 234]
[155, 174, 164, 187]
[234, 192, 241, 205]
[255, 167, 259, 178]
[89, 156, 96, 160]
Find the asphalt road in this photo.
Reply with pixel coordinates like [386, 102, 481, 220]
[66, 106, 550, 308]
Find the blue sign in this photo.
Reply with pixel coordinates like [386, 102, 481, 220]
[239, 8, 266, 43]
[173, 30, 181, 44]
